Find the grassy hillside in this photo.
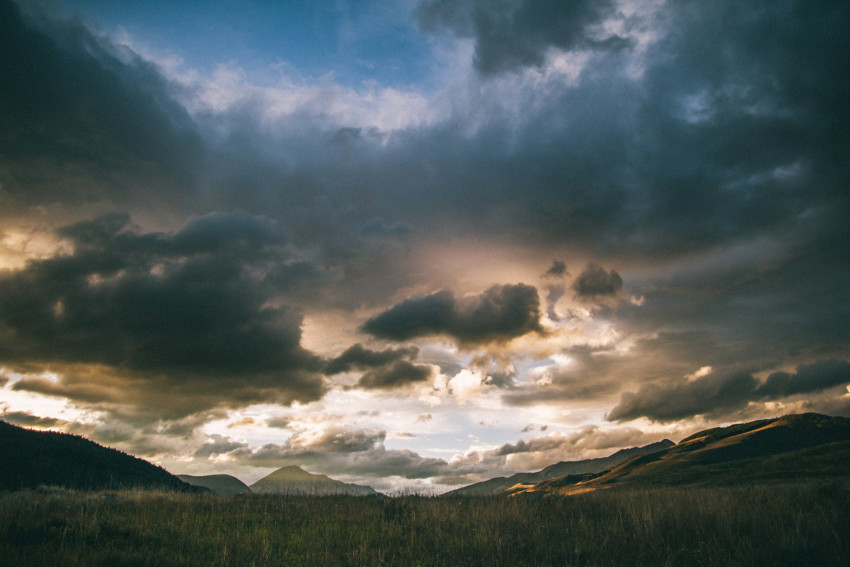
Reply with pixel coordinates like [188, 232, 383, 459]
[518, 413, 850, 495]
[0, 421, 196, 492]
[447, 439, 674, 496]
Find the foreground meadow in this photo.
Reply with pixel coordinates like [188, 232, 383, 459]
[1, 482, 847, 566]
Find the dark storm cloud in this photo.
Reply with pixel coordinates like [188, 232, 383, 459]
[0, 212, 325, 415]
[326, 343, 420, 375]
[756, 360, 850, 399]
[616, 0, 850, 258]
[357, 360, 434, 390]
[362, 284, 543, 345]
[607, 360, 850, 422]
[193, 435, 248, 459]
[11, 376, 116, 406]
[168, 211, 286, 253]
[0, 0, 202, 210]
[326, 344, 433, 390]
[0, 411, 67, 428]
[606, 369, 759, 423]
[607, 224, 850, 405]
[540, 261, 568, 321]
[572, 263, 623, 298]
[544, 261, 568, 278]
[417, 0, 627, 75]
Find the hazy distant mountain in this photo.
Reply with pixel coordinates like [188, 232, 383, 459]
[514, 413, 850, 496]
[0, 421, 198, 492]
[250, 465, 378, 496]
[446, 440, 675, 496]
[177, 474, 251, 495]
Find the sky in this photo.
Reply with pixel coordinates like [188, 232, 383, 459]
[1, 0, 848, 492]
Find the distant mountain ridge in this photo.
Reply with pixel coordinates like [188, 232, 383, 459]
[177, 474, 251, 495]
[250, 465, 379, 496]
[512, 413, 850, 496]
[0, 420, 197, 492]
[447, 439, 675, 496]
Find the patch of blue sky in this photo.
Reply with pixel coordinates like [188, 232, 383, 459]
[57, 0, 437, 89]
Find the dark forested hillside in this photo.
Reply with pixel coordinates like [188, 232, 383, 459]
[0, 421, 197, 492]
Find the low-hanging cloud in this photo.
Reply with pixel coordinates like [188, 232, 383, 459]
[196, 427, 457, 481]
[607, 360, 850, 422]
[326, 343, 420, 375]
[358, 360, 434, 390]
[757, 360, 850, 399]
[326, 343, 433, 390]
[362, 284, 543, 345]
[496, 425, 654, 456]
[0, 410, 67, 429]
[544, 261, 568, 278]
[572, 263, 624, 299]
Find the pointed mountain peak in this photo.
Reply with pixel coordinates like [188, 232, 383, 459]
[250, 465, 378, 496]
[259, 465, 331, 482]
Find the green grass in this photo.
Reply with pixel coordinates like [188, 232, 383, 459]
[1, 482, 847, 566]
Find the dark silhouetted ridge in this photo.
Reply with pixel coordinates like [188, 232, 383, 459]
[0, 421, 198, 492]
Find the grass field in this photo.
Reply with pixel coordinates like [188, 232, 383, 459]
[1, 482, 847, 566]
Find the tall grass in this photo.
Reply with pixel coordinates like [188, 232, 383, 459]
[1, 481, 846, 566]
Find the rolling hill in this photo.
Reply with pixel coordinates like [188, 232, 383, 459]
[446, 440, 674, 496]
[0, 420, 198, 492]
[250, 465, 379, 496]
[177, 474, 252, 495]
[513, 413, 850, 496]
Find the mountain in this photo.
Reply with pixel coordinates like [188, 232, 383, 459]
[250, 465, 378, 496]
[0, 420, 198, 492]
[446, 440, 675, 496]
[177, 474, 252, 495]
[514, 413, 850, 496]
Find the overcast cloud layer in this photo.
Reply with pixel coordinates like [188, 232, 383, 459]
[1, 0, 848, 491]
